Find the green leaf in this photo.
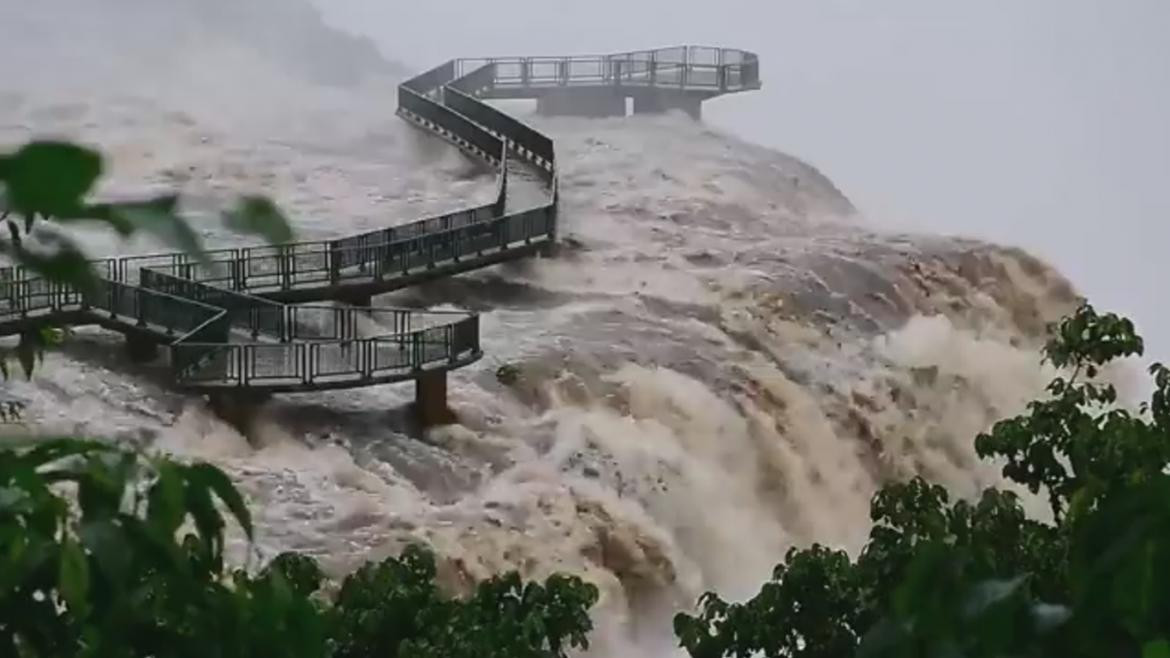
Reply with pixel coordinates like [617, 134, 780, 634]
[0, 486, 29, 512]
[263, 553, 324, 596]
[58, 535, 90, 615]
[15, 331, 40, 380]
[962, 575, 1028, 618]
[1144, 640, 1170, 658]
[5, 218, 21, 249]
[25, 437, 110, 469]
[223, 196, 294, 246]
[146, 462, 186, 537]
[88, 195, 210, 267]
[74, 452, 136, 520]
[38, 325, 66, 347]
[188, 462, 253, 540]
[2, 141, 102, 218]
[1, 232, 97, 291]
[78, 519, 132, 585]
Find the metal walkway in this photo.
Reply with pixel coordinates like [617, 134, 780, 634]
[0, 45, 761, 397]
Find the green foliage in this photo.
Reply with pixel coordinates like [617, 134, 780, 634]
[0, 438, 316, 657]
[223, 196, 294, 246]
[411, 571, 598, 658]
[0, 327, 65, 382]
[1, 141, 102, 219]
[675, 481, 1064, 658]
[1060, 474, 1170, 655]
[0, 138, 295, 380]
[0, 136, 601, 656]
[675, 544, 867, 658]
[856, 543, 1066, 658]
[975, 304, 1169, 521]
[263, 552, 326, 598]
[0, 437, 600, 657]
[676, 302, 1170, 658]
[331, 545, 599, 658]
[0, 140, 202, 289]
[330, 545, 442, 658]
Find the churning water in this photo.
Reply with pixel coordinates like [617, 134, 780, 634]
[0, 2, 1121, 655]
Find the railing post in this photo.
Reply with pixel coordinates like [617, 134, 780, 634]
[106, 280, 117, 318]
[280, 246, 292, 290]
[412, 331, 422, 370]
[241, 247, 253, 289]
[233, 252, 244, 291]
[544, 201, 558, 255]
[372, 244, 384, 281]
[135, 288, 146, 327]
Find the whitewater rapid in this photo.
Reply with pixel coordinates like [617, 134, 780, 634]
[1, 5, 1095, 655]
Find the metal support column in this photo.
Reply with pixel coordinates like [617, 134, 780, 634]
[415, 370, 455, 427]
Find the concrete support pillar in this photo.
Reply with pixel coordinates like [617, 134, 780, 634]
[632, 92, 703, 120]
[415, 370, 455, 427]
[125, 334, 160, 363]
[208, 391, 271, 440]
[536, 89, 626, 118]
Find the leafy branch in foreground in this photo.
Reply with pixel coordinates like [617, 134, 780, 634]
[2, 134, 600, 657]
[0, 436, 600, 657]
[0, 138, 296, 379]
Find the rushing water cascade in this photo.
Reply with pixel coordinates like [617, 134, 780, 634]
[0, 1, 1097, 655]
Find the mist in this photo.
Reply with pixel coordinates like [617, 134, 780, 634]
[320, 0, 1170, 360]
[1, 1, 1165, 655]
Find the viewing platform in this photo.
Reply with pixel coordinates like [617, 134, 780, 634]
[0, 45, 761, 431]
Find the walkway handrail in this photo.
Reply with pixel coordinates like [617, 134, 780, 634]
[0, 44, 758, 393]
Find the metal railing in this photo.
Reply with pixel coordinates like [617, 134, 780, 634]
[456, 45, 760, 95]
[1, 45, 757, 393]
[173, 315, 479, 390]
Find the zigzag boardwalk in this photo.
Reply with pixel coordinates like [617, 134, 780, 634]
[0, 46, 760, 429]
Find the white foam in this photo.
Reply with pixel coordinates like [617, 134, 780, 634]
[0, 5, 1092, 655]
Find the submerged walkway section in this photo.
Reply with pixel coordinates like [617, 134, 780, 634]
[0, 45, 760, 422]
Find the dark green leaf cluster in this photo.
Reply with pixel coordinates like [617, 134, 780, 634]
[674, 480, 1062, 658]
[1, 137, 600, 656]
[0, 438, 599, 658]
[674, 544, 867, 658]
[0, 438, 318, 657]
[976, 304, 1170, 520]
[331, 548, 598, 658]
[676, 302, 1170, 658]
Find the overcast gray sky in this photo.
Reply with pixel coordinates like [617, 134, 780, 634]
[320, 0, 1169, 359]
